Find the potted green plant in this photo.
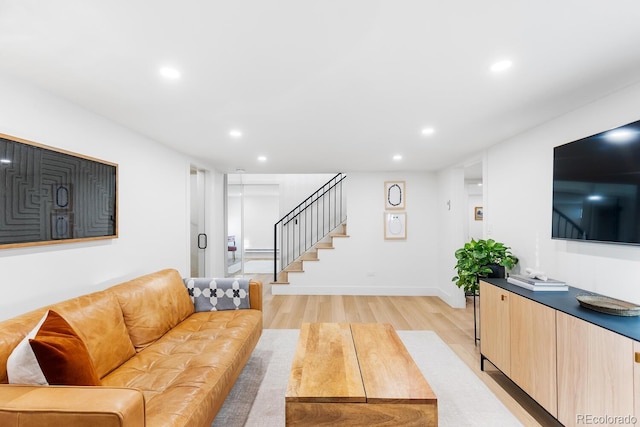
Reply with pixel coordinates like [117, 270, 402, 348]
[452, 238, 518, 295]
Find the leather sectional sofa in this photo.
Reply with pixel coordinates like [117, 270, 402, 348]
[0, 268, 263, 427]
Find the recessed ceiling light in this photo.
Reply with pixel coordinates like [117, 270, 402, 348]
[490, 60, 512, 72]
[0, 159, 11, 164]
[229, 129, 243, 139]
[257, 156, 267, 162]
[159, 67, 181, 79]
[393, 154, 402, 161]
[421, 127, 435, 136]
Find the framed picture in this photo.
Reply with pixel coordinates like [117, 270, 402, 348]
[384, 212, 407, 240]
[384, 181, 405, 209]
[474, 206, 483, 221]
[0, 133, 118, 249]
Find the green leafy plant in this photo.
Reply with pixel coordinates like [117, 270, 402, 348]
[452, 238, 518, 294]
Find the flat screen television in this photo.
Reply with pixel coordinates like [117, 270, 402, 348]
[552, 119, 640, 245]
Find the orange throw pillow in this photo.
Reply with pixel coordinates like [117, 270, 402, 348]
[29, 310, 101, 386]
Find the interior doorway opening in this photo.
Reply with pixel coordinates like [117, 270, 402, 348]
[190, 166, 207, 277]
[464, 162, 484, 242]
[226, 176, 280, 278]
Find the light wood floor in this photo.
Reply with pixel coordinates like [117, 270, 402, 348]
[252, 273, 562, 427]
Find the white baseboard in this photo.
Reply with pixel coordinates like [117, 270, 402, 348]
[271, 285, 439, 297]
[271, 284, 467, 309]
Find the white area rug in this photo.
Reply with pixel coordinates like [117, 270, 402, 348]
[213, 329, 522, 426]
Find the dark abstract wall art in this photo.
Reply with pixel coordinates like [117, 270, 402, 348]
[0, 133, 117, 248]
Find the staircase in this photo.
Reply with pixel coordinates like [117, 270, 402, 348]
[272, 173, 347, 284]
[272, 223, 349, 284]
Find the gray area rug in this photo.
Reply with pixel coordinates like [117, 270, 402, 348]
[213, 329, 522, 426]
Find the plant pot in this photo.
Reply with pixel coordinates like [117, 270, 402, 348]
[487, 264, 505, 278]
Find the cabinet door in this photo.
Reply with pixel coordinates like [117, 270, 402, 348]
[479, 281, 510, 375]
[557, 311, 634, 427]
[635, 341, 640, 419]
[510, 293, 557, 417]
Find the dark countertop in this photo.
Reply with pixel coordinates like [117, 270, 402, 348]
[482, 278, 640, 342]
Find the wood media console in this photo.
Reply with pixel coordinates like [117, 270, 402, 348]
[285, 322, 437, 426]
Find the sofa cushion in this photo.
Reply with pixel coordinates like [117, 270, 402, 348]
[101, 309, 262, 427]
[51, 290, 136, 379]
[184, 278, 250, 311]
[108, 269, 195, 352]
[29, 310, 101, 386]
[6, 313, 49, 385]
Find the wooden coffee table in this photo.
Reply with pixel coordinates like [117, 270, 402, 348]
[285, 322, 438, 426]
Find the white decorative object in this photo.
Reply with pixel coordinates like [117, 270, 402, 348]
[525, 267, 548, 281]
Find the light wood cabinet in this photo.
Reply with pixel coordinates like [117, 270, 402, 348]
[557, 311, 634, 427]
[480, 281, 557, 416]
[510, 293, 557, 417]
[481, 279, 640, 426]
[479, 281, 510, 375]
[635, 341, 640, 419]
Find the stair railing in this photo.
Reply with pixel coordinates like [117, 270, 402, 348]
[274, 173, 347, 282]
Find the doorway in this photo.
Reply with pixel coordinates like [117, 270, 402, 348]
[464, 162, 484, 241]
[190, 166, 207, 277]
[226, 176, 280, 278]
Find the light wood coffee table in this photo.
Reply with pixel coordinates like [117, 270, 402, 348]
[285, 322, 438, 426]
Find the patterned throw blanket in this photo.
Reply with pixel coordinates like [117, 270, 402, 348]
[183, 278, 250, 311]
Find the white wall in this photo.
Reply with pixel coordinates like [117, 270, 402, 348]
[277, 174, 336, 216]
[486, 80, 640, 305]
[0, 73, 221, 321]
[273, 172, 444, 297]
[243, 185, 279, 250]
[435, 167, 467, 308]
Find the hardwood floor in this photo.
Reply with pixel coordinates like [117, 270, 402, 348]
[253, 273, 562, 427]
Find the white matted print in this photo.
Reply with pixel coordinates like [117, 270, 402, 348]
[384, 212, 406, 240]
[384, 181, 405, 209]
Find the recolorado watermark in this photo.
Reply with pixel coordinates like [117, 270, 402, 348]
[577, 414, 637, 425]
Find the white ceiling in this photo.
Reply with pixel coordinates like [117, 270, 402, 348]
[2, 1, 640, 174]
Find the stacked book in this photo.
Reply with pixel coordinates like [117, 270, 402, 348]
[507, 274, 568, 292]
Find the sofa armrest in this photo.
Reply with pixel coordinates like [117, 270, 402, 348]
[0, 385, 145, 427]
[249, 279, 263, 311]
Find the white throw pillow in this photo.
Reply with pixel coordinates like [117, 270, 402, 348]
[6, 311, 49, 385]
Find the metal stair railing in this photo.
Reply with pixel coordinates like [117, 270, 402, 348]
[274, 173, 347, 282]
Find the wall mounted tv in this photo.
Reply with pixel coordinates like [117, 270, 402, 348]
[552, 119, 640, 245]
[0, 133, 118, 249]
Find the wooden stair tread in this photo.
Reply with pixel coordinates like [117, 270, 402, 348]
[315, 243, 334, 249]
[272, 221, 348, 287]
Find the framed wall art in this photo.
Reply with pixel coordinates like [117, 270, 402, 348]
[384, 212, 406, 240]
[474, 206, 483, 221]
[0, 133, 118, 249]
[384, 180, 405, 209]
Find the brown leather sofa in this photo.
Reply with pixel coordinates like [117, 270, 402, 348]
[0, 268, 263, 427]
